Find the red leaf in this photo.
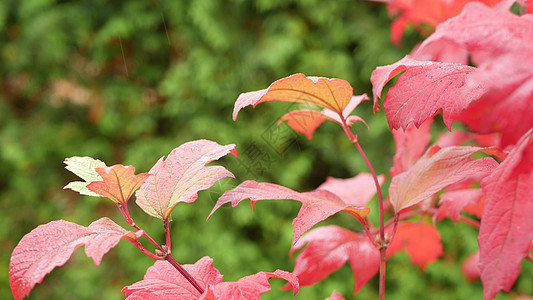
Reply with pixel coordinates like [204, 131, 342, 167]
[122, 257, 222, 300]
[458, 51, 533, 147]
[416, 2, 533, 64]
[437, 189, 483, 223]
[371, 55, 486, 130]
[209, 180, 372, 245]
[87, 165, 150, 204]
[478, 129, 533, 300]
[136, 140, 236, 220]
[387, 222, 443, 271]
[123, 257, 298, 300]
[316, 173, 385, 207]
[462, 250, 480, 282]
[389, 146, 498, 213]
[10, 218, 142, 300]
[390, 118, 433, 176]
[287, 225, 379, 294]
[204, 270, 299, 300]
[233, 74, 355, 120]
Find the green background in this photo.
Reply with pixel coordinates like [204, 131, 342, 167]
[1, 0, 531, 299]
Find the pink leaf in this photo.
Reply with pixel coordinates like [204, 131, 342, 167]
[416, 2, 533, 65]
[462, 250, 480, 282]
[10, 218, 141, 300]
[136, 140, 236, 220]
[390, 118, 433, 176]
[371, 55, 486, 130]
[204, 270, 299, 300]
[87, 165, 150, 204]
[286, 225, 379, 294]
[233, 74, 355, 120]
[326, 291, 345, 300]
[316, 173, 385, 207]
[458, 51, 533, 148]
[387, 222, 443, 271]
[123, 256, 298, 300]
[209, 180, 371, 245]
[478, 129, 533, 300]
[438, 189, 483, 224]
[122, 257, 222, 300]
[389, 145, 498, 213]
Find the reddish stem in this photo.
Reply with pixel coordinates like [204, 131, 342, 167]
[165, 253, 205, 295]
[340, 121, 385, 240]
[164, 218, 172, 253]
[340, 117, 387, 299]
[379, 248, 387, 300]
[355, 215, 379, 248]
[115, 203, 204, 295]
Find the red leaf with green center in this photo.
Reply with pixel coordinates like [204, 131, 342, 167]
[208, 180, 372, 245]
[87, 165, 150, 204]
[371, 55, 486, 130]
[389, 145, 497, 213]
[387, 222, 443, 271]
[286, 225, 379, 294]
[479, 129, 533, 300]
[10, 218, 142, 300]
[135, 140, 236, 220]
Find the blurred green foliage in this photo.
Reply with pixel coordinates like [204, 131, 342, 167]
[1, 0, 532, 299]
